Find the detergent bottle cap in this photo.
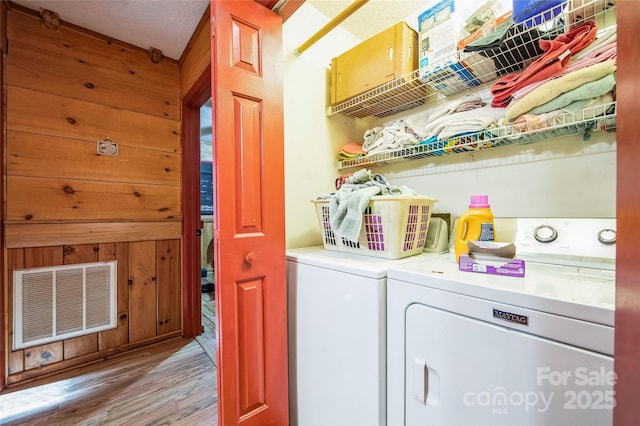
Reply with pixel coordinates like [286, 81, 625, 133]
[469, 195, 490, 208]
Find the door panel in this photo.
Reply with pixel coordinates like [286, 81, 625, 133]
[211, 1, 287, 425]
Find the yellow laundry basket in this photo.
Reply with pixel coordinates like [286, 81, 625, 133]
[312, 195, 438, 259]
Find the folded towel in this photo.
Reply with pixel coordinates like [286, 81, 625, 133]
[338, 142, 364, 161]
[527, 72, 616, 116]
[490, 20, 598, 107]
[505, 60, 616, 121]
[362, 120, 422, 155]
[510, 40, 616, 104]
[427, 95, 485, 122]
[424, 106, 507, 140]
[511, 110, 563, 132]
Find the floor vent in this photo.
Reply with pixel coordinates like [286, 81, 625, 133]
[13, 261, 117, 350]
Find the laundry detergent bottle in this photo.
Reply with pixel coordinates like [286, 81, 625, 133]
[454, 195, 495, 263]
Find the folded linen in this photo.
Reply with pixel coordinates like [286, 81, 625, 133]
[527, 72, 616, 116]
[511, 111, 563, 132]
[362, 120, 422, 155]
[424, 106, 507, 140]
[505, 60, 616, 121]
[338, 142, 364, 161]
[510, 40, 616, 104]
[427, 95, 485, 122]
[490, 20, 598, 107]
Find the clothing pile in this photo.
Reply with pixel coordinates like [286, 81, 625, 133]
[324, 169, 416, 242]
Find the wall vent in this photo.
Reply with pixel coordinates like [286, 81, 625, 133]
[13, 261, 117, 350]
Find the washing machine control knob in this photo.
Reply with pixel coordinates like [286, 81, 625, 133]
[534, 225, 558, 243]
[597, 229, 616, 245]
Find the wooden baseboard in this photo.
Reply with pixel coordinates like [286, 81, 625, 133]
[6, 331, 184, 386]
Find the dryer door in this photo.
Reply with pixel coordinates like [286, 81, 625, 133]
[405, 303, 614, 426]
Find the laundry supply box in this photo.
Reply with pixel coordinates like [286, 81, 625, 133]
[312, 195, 438, 259]
[330, 22, 420, 106]
[459, 241, 526, 277]
[417, 0, 482, 95]
[418, 0, 463, 74]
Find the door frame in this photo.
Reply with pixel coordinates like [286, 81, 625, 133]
[181, 65, 212, 339]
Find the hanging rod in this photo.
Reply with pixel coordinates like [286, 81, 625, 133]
[295, 0, 369, 56]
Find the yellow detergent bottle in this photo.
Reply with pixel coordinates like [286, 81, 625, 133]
[454, 195, 495, 263]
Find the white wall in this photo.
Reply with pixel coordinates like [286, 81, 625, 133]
[283, 3, 363, 248]
[282, 1, 617, 248]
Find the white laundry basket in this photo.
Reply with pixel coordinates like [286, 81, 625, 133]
[312, 195, 438, 259]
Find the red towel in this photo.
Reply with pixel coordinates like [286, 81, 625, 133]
[490, 20, 598, 107]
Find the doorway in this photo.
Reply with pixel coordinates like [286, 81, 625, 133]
[197, 98, 217, 363]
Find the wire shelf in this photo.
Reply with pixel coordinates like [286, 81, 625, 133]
[338, 102, 617, 170]
[327, 0, 617, 119]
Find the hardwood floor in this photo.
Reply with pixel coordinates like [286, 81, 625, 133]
[0, 291, 219, 425]
[196, 291, 217, 365]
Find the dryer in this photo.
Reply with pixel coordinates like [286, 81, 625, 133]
[287, 246, 446, 426]
[386, 218, 615, 426]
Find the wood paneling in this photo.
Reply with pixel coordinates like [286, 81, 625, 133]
[7, 86, 180, 154]
[7, 176, 180, 221]
[128, 241, 158, 342]
[98, 242, 130, 350]
[24, 342, 64, 370]
[5, 221, 182, 248]
[6, 9, 178, 87]
[62, 243, 99, 264]
[179, 6, 211, 96]
[24, 246, 64, 268]
[2, 3, 185, 386]
[7, 249, 25, 375]
[7, 331, 182, 385]
[8, 41, 180, 120]
[157, 240, 182, 335]
[63, 335, 98, 360]
[7, 131, 181, 186]
[6, 238, 181, 384]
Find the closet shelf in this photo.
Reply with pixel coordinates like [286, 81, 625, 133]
[338, 102, 616, 170]
[326, 0, 616, 119]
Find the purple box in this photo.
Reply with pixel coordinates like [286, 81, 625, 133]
[458, 241, 525, 278]
[459, 255, 526, 277]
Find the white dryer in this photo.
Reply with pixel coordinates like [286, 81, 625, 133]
[386, 218, 616, 426]
[287, 246, 446, 426]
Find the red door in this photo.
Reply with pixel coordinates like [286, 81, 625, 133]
[210, 1, 288, 425]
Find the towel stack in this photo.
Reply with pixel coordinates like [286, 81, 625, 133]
[338, 143, 364, 161]
[486, 21, 617, 124]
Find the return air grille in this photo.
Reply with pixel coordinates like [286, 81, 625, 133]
[13, 261, 117, 350]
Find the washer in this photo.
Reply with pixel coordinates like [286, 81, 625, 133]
[386, 218, 616, 426]
[287, 246, 446, 426]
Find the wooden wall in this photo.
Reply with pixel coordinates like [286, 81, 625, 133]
[3, 7, 183, 385]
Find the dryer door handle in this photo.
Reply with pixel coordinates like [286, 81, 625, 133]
[413, 358, 428, 404]
[413, 357, 439, 406]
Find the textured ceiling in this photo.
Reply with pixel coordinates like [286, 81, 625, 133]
[306, 0, 428, 38]
[11, 0, 209, 60]
[10, 0, 434, 61]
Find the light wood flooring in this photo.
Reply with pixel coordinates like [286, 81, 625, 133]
[196, 291, 217, 365]
[0, 294, 219, 425]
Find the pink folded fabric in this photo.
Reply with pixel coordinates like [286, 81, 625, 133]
[510, 41, 616, 103]
[490, 20, 598, 107]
